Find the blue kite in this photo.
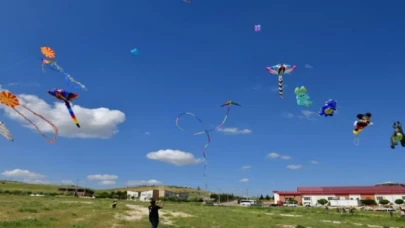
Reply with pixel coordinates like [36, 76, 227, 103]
[319, 99, 337, 117]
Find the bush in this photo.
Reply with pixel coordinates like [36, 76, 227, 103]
[317, 199, 328, 205]
[395, 199, 404, 205]
[379, 199, 390, 205]
[360, 199, 377, 206]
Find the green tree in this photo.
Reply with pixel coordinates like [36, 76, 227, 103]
[317, 199, 328, 205]
[360, 199, 377, 206]
[259, 194, 264, 200]
[394, 199, 404, 205]
[265, 194, 271, 200]
[379, 199, 389, 205]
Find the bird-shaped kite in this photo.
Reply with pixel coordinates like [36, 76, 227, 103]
[0, 91, 58, 143]
[47, 89, 80, 128]
[266, 64, 296, 98]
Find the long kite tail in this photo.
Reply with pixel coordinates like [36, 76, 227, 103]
[278, 75, 283, 98]
[18, 105, 58, 144]
[64, 101, 80, 128]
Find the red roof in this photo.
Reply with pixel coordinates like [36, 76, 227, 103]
[274, 186, 405, 195]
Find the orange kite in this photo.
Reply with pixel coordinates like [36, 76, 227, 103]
[0, 91, 58, 144]
[40, 46, 55, 59]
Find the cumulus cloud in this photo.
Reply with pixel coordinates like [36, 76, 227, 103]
[267, 152, 291, 159]
[287, 165, 302, 170]
[217, 128, 252, 135]
[299, 110, 316, 120]
[1, 169, 47, 184]
[305, 64, 313, 69]
[146, 149, 202, 166]
[241, 165, 251, 170]
[87, 174, 118, 185]
[126, 179, 162, 186]
[2, 169, 45, 179]
[0, 93, 125, 139]
[61, 180, 75, 185]
[240, 178, 249, 182]
[310, 160, 319, 164]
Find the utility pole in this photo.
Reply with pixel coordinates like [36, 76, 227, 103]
[218, 189, 221, 204]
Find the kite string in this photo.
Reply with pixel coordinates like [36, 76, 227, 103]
[194, 106, 232, 135]
[16, 105, 58, 144]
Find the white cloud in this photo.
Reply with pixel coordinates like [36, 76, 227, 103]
[217, 128, 252, 135]
[8, 82, 40, 87]
[299, 110, 316, 120]
[146, 149, 202, 166]
[267, 152, 291, 160]
[310, 160, 319, 164]
[287, 165, 302, 170]
[99, 180, 116, 185]
[144, 132, 151, 135]
[24, 179, 49, 184]
[126, 179, 162, 186]
[282, 112, 294, 118]
[240, 178, 249, 182]
[305, 64, 313, 69]
[61, 180, 74, 185]
[87, 174, 118, 185]
[1, 169, 45, 179]
[241, 165, 251, 170]
[267, 152, 280, 158]
[0, 93, 125, 139]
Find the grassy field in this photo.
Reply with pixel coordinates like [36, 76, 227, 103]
[0, 195, 404, 228]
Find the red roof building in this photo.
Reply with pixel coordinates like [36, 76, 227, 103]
[273, 185, 405, 205]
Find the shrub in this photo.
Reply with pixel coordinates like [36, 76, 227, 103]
[379, 199, 390, 205]
[395, 199, 404, 205]
[360, 199, 377, 206]
[317, 199, 328, 205]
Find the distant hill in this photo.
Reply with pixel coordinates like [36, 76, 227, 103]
[0, 180, 210, 198]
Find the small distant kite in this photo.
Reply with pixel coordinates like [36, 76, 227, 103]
[0, 121, 13, 142]
[40, 47, 87, 91]
[0, 91, 58, 143]
[176, 100, 241, 189]
[266, 64, 296, 98]
[319, 99, 337, 117]
[391, 121, 405, 149]
[254, 25, 261, 32]
[294, 86, 312, 107]
[353, 112, 372, 145]
[48, 89, 80, 128]
[130, 48, 139, 55]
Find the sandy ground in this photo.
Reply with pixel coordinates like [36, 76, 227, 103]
[114, 204, 192, 226]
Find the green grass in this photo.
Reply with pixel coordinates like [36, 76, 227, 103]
[1, 195, 404, 228]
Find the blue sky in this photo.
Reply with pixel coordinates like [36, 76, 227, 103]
[0, 0, 404, 197]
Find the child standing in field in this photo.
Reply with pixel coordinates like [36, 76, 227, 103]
[149, 199, 164, 228]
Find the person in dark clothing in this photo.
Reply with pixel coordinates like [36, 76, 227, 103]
[112, 200, 117, 208]
[148, 199, 164, 228]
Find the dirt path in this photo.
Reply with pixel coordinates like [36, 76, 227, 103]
[114, 204, 192, 226]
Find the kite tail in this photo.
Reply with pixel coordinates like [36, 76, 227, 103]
[18, 105, 58, 144]
[64, 101, 80, 128]
[278, 75, 283, 98]
[353, 136, 359, 146]
[214, 107, 231, 130]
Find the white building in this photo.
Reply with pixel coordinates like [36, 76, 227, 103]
[139, 189, 190, 202]
[139, 190, 156, 202]
[127, 191, 139, 200]
[274, 185, 405, 206]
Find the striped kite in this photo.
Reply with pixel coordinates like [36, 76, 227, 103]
[47, 89, 80, 128]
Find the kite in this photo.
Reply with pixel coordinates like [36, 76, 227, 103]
[255, 25, 261, 32]
[353, 112, 372, 145]
[40, 47, 87, 91]
[0, 121, 13, 141]
[47, 89, 80, 128]
[319, 99, 337, 117]
[130, 48, 139, 55]
[176, 100, 241, 189]
[266, 64, 296, 98]
[294, 86, 312, 107]
[390, 121, 405, 149]
[0, 91, 58, 143]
